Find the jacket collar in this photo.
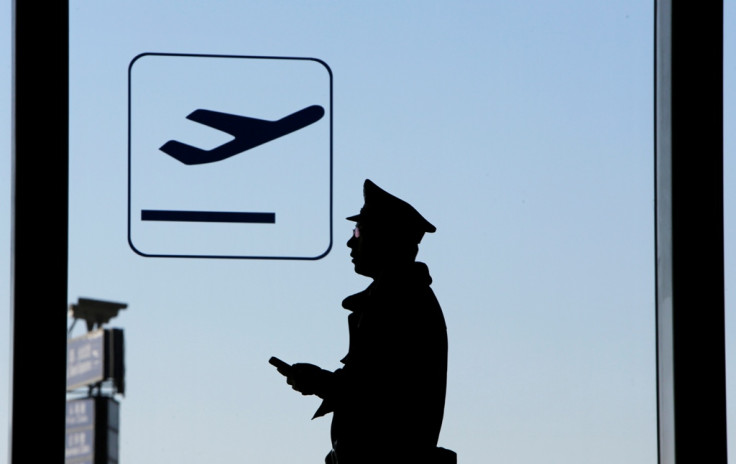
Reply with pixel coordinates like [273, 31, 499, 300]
[341, 262, 432, 312]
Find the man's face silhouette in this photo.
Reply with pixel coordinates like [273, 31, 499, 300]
[348, 224, 379, 278]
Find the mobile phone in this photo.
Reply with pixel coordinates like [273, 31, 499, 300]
[269, 356, 292, 376]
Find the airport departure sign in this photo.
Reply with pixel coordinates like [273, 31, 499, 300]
[128, 53, 332, 259]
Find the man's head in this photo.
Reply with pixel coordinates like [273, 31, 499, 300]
[346, 180, 435, 277]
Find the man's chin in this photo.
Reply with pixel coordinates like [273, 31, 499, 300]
[352, 262, 374, 278]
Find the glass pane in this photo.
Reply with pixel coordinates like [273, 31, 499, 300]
[1, 2, 660, 463]
[0, 0, 10, 458]
[725, 2, 735, 462]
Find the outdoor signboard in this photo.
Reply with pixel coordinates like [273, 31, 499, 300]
[67, 329, 125, 394]
[65, 398, 94, 464]
[67, 330, 105, 391]
[65, 397, 120, 464]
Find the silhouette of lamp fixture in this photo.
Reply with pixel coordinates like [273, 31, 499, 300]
[69, 298, 127, 332]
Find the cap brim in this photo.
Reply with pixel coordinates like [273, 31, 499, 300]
[346, 214, 361, 222]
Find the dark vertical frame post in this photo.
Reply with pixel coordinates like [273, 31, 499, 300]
[655, 1, 726, 463]
[10, 0, 68, 463]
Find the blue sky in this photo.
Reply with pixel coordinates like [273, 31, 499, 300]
[1, 2, 735, 463]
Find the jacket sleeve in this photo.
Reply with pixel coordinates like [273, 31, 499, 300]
[312, 367, 345, 419]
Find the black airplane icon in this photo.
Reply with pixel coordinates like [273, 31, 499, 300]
[160, 105, 325, 165]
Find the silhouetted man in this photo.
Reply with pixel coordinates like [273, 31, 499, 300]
[275, 179, 451, 464]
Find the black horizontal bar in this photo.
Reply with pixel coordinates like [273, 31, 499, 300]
[141, 210, 275, 223]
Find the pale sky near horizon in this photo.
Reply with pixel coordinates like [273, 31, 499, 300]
[1, 2, 735, 464]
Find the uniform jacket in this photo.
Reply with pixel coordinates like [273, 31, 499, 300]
[314, 262, 448, 463]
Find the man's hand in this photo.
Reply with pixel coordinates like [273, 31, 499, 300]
[286, 363, 333, 397]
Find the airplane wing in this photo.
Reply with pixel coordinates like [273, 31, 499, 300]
[186, 109, 273, 136]
[159, 140, 213, 165]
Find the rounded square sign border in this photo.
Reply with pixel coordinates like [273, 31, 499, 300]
[127, 52, 333, 260]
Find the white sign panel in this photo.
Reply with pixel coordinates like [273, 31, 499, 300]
[128, 53, 332, 259]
